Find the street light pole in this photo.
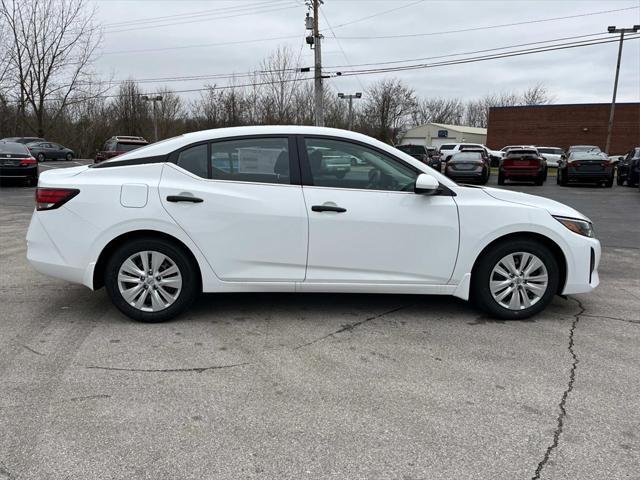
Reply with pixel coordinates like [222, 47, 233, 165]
[141, 95, 163, 142]
[337, 92, 362, 130]
[604, 25, 639, 154]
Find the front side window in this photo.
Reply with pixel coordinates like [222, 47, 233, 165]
[304, 137, 417, 192]
[177, 144, 208, 178]
[210, 137, 290, 184]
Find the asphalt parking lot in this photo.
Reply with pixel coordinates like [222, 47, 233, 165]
[1, 161, 639, 480]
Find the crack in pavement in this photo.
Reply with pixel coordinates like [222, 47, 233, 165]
[581, 313, 640, 325]
[0, 460, 12, 480]
[531, 296, 584, 480]
[293, 305, 410, 350]
[85, 362, 251, 373]
[21, 344, 44, 356]
[0, 394, 111, 410]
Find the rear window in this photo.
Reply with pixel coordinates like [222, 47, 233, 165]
[508, 150, 537, 156]
[116, 142, 146, 152]
[452, 152, 482, 161]
[0, 142, 29, 154]
[570, 153, 605, 160]
[538, 148, 563, 155]
[396, 145, 426, 155]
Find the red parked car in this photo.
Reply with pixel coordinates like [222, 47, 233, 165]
[498, 148, 547, 186]
[95, 136, 148, 163]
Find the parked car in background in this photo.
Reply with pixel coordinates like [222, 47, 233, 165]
[0, 141, 38, 186]
[0, 136, 45, 144]
[445, 151, 490, 184]
[395, 144, 442, 171]
[536, 147, 564, 168]
[566, 145, 602, 155]
[557, 151, 614, 187]
[27, 125, 601, 322]
[498, 148, 547, 186]
[26, 141, 75, 162]
[438, 143, 486, 162]
[616, 147, 640, 187]
[95, 136, 149, 163]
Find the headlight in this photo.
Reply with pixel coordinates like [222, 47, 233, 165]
[553, 216, 594, 238]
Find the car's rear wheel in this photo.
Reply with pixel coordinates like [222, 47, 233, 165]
[37, 153, 45, 162]
[534, 173, 544, 186]
[497, 169, 505, 185]
[471, 239, 559, 320]
[104, 238, 199, 322]
[616, 173, 624, 186]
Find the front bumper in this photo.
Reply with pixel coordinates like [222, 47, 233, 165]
[562, 236, 601, 295]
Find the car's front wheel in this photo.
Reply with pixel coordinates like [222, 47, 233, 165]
[104, 238, 199, 322]
[471, 239, 559, 320]
[65, 153, 73, 161]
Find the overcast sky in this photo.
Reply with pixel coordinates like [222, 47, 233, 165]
[91, 0, 640, 105]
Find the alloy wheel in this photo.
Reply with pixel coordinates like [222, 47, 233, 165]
[489, 252, 548, 310]
[117, 250, 183, 312]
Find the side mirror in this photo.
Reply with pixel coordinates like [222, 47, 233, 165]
[618, 156, 624, 161]
[414, 173, 439, 195]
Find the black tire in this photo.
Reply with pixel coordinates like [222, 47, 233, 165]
[616, 173, 624, 186]
[25, 175, 38, 187]
[65, 153, 73, 161]
[471, 239, 559, 320]
[104, 237, 199, 322]
[559, 169, 568, 186]
[534, 174, 544, 186]
[604, 175, 614, 188]
[37, 153, 45, 163]
[497, 169, 505, 185]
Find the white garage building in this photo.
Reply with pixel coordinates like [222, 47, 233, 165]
[400, 122, 487, 148]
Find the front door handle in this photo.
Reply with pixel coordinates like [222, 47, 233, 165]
[311, 205, 346, 213]
[166, 195, 203, 203]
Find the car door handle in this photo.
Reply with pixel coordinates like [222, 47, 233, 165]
[311, 205, 346, 213]
[166, 195, 203, 203]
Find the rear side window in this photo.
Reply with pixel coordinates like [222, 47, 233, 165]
[439, 144, 455, 150]
[116, 142, 145, 152]
[177, 144, 208, 178]
[210, 137, 290, 184]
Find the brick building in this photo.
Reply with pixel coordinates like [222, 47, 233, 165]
[486, 103, 640, 155]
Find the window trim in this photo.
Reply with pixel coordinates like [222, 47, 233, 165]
[168, 134, 300, 186]
[296, 134, 455, 196]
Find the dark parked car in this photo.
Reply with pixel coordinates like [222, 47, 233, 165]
[0, 136, 45, 144]
[95, 136, 149, 163]
[445, 151, 490, 184]
[395, 144, 442, 172]
[26, 141, 75, 162]
[0, 141, 38, 186]
[498, 148, 547, 186]
[616, 147, 640, 187]
[557, 152, 614, 187]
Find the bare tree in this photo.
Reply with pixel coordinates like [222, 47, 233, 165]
[360, 78, 417, 143]
[110, 80, 149, 136]
[259, 46, 305, 124]
[522, 83, 554, 105]
[412, 97, 465, 125]
[155, 87, 184, 138]
[0, 0, 102, 137]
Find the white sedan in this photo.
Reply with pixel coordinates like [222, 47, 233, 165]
[27, 126, 600, 322]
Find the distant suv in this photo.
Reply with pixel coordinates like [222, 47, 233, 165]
[395, 144, 442, 171]
[95, 136, 148, 163]
[616, 147, 640, 187]
[498, 148, 547, 186]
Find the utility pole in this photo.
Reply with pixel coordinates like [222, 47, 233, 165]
[306, 0, 324, 126]
[604, 25, 639, 154]
[338, 92, 362, 130]
[142, 95, 163, 142]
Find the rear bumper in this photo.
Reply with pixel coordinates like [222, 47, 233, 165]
[0, 165, 38, 178]
[502, 168, 541, 178]
[566, 171, 612, 181]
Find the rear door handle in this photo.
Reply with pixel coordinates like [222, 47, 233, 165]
[166, 195, 203, 203]
[311, 205, 346, 213]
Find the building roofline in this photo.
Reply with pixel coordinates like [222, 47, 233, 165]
[490, 102, 640, 110]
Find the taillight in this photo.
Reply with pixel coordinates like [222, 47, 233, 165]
[20, 157, 37, 166]
[36, 187, 79, 211]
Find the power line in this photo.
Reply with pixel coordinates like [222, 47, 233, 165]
[331, 6, 640, 40]
[322, 0, 426, 30]
[331, 34, 640, 76]
[102, 0, 282, 28]
[104, 4, 300, 34]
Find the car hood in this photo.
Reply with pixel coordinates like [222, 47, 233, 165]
[481, 187, 590, 222]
